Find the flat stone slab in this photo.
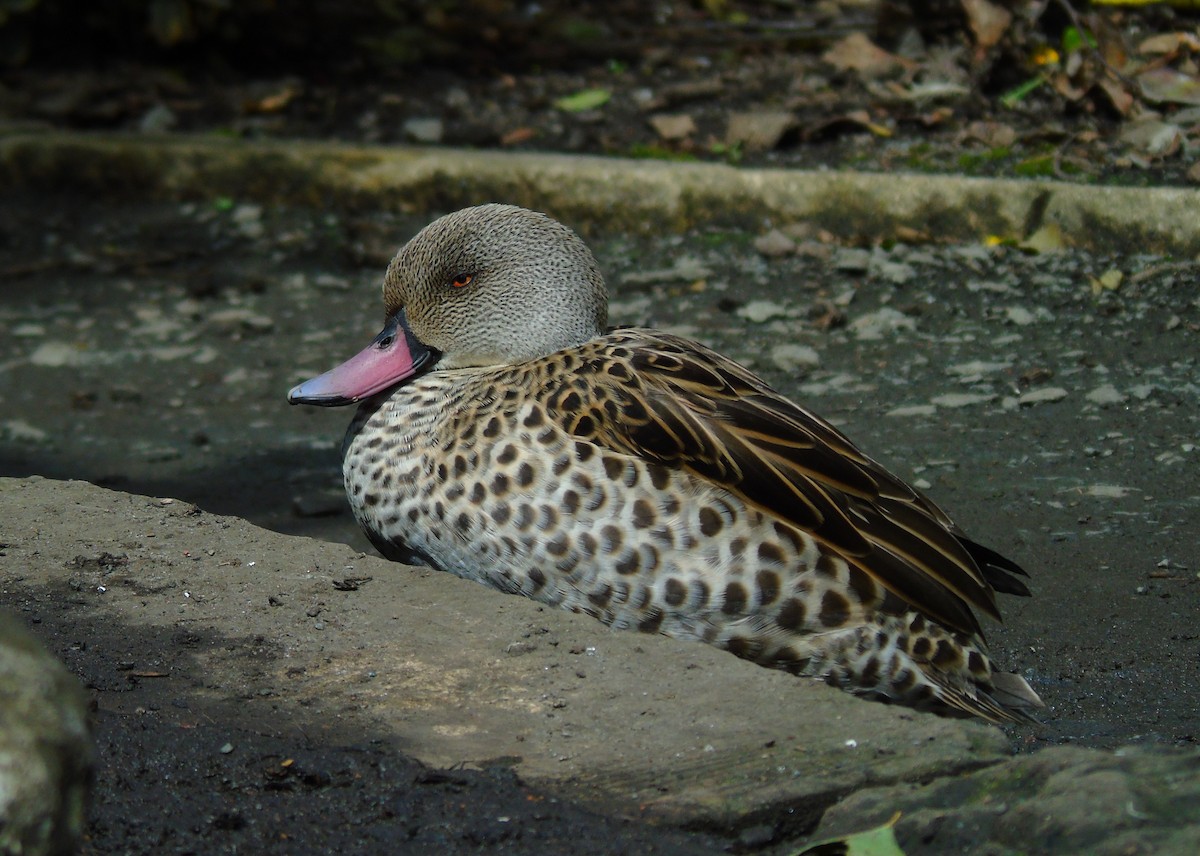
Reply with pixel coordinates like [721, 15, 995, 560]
[0, 476, 1011, 832]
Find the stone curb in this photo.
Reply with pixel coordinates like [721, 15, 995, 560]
[2, 131, 1198, 256]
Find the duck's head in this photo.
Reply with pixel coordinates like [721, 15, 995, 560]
[288, 204, 607, 407]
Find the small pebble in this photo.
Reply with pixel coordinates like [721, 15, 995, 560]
[1018, 387, 1068, 406]
[736, 300, 790, 323]
[770, 343, 820, 372]
[402, 117, 444, 144]
[1086, 384, 1127, 406]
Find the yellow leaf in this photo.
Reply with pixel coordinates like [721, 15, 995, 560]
[1020, 222, 1067, 254]
[794, 812, 907, 856]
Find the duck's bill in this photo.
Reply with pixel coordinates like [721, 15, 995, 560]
[288, 310, 437, 407]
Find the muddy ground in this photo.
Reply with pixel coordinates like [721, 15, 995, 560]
[0, 188, 1197, 851]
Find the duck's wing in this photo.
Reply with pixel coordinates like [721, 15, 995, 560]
[545, 330, 1029, 637]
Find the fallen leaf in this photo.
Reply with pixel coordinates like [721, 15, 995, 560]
[963, 120, 1017, 147]
[1020, 222, 1067, 253]
[962, 0, 1013, 52]
[1136, 32, 1200, 55]
[499, 127, 536, 146]
[794, 812, 906, 856]
[648, 113, 697, 141]
[895, 81, 970, 101]
[823, 33, 911, 79]
[1138, 67, 1200, 105]
[250, 85, 300, 114]
[805, 111, 892, 140]
[1089, 268, 1124, 296]
[1119, 118, 1183, 157]
[554, 88, 611, 112]
[1097, 77, 1135, 116]
[726, 111, 796, 151]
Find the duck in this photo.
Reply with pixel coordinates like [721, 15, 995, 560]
[288, 203, 1043, 723]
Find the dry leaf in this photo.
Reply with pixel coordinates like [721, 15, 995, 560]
[805, 111, 892, 140]
[648, 113, 697, 141]
[962, 0, 1013, 52]
[1137, 32, 1200, 55]
[1097, 77, 1135, 116]
[500, 127, 536, 146]
[244, 83, 301, 115]
[1021, 223, 1067, 253]
[963, 120, 1017, 147]
[1119, 118, 1183, 156]
[823, 33, 911, 79]
[1138, 67, 1200, 105]
[726, 111, 796, 150]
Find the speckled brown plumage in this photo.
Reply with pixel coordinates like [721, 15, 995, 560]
[291, 203, 1043, 723]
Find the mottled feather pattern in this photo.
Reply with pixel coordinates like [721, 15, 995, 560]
[304, 204, 1043, 723]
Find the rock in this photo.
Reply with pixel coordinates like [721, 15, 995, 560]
[848, 307, 917, 340]
[1018, 387, 1068, 406]
[1086, 384, 1127, 406]
[230, 203, 264, 239]
[753, 229, 796, 258]
[946, 360, 1012, 377]
[874, 260, 916, 285]
[138, 103, 177, 133]
[27, 342, 84, 368]
[931, 392, 996, 409]
[1005, 305, 1038, 326]
[886, 404, 937, 418]
[1, 420, 48, 443]
[736, 299, 790, 323]
[0, 616, 93, 856]
[621, 256, 712, 287]
[832, 247, 871, 272]
[725, 111, 795, 152]
[811, 744, 1200, 855]
[207, 308, 275, 335]
[402, 117, 444, 144]
[770, 343, 821, 373]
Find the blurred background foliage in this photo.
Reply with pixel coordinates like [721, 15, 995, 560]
[0, 0, 641, 71]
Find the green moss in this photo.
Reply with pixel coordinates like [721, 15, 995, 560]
[626, 144, 697, 162]
[1014, 152, 1056, 177]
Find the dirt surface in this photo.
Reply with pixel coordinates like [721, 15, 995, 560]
[3, 2, 1200, 186]
[0, 188, 1197, 854]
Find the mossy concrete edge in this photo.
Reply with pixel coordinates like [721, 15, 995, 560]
[2, 131, 1198, 256]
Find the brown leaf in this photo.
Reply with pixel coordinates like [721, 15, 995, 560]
[1138, 67, 1200, 105]
[822, 33, 911, 79]
[500, 127, 536, 146]
[961, 0, 1012, 52]
[962, 120, 1017, 148]
[243, 83, 301, 115]
[1097, 77, 1135, 116]
[648, 113, 697, 141]
[725, 111, 796, 151]
[1120, 118, 1183, 157]
[1137, 32, 1200, 56]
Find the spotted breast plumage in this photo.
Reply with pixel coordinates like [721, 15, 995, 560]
[288, 203, 1043, 722]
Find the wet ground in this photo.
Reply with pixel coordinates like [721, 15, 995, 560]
[1, 191, 1198, 851]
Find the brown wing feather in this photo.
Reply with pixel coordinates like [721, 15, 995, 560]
[545, 329, 1026, 637]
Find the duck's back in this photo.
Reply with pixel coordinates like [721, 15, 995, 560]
[341, 330, 1041, 722]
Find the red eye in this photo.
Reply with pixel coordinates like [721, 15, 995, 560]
[451, 273, 473, 288]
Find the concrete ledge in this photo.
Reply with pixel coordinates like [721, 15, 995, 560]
[0, 476, 1009, 835]
[2, 131, 1197, 256]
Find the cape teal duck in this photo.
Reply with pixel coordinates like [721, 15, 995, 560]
[289, 204, 1043, 722]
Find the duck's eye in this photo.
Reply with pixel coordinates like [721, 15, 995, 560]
[450, 272, 474, 288]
